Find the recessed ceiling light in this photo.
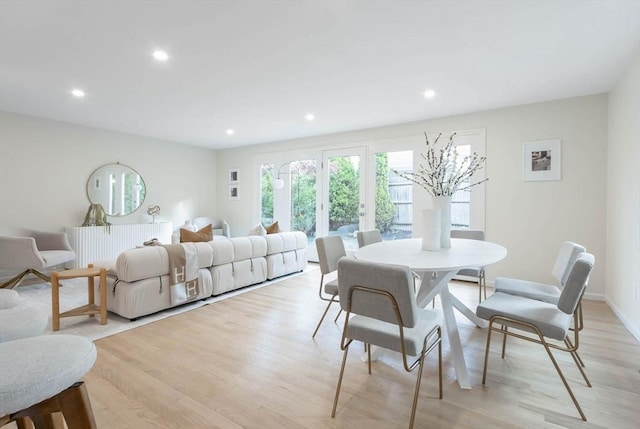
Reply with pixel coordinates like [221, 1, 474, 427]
[152, 50, 169, 62]
[226, 129, 235, 135]
[424, 89, 436, 99]
[71, 89, 85, 98]
[305, 113, 315, 121]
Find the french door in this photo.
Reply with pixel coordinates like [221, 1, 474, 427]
[320, 148, 367, 252]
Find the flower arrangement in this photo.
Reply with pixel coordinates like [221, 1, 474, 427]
[393, 132, 488, 196]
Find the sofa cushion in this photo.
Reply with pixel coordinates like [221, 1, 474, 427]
[116, 244, 215, 282]
[265, 231, 307, 255]
[249, 223, 267, 236]
[180, 224, 213, 242]
[265, 221, 280, 234]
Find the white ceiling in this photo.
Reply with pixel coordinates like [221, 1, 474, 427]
[1, 1, 639, 150]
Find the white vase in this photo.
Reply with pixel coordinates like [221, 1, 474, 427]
[421, 209, 441, 251]
[432, 196, 452, 248]
[182, 220, 196, 232]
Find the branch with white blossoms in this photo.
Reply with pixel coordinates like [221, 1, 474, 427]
[392, 132, 488, 197]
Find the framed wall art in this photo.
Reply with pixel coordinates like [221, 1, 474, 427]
[228, 169, 239, 184]
[228, 185, 239, 200]
[523, 139, 561, 181]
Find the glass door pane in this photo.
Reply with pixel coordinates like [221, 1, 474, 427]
[260, 163, 274, 226]
[375, 150, 413, 240]
[323, 149, 366, 251]
[290, 160, 317, 245]
[451, 144, 471, 229]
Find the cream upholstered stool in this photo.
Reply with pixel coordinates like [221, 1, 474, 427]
[51, 264, 107, 331]
[0, 289, 48, 343]
[0, 335, 98, 428]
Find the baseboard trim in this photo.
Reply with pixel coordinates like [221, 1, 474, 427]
[604, 297, 640, 343]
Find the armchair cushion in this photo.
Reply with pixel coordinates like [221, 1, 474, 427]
[0, 233, 76, 270]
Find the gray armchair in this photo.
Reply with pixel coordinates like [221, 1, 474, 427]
[193, 216, 230, 237]
[0, 231, 76, 289]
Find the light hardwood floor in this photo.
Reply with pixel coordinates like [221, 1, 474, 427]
[30, 265, 640, 428]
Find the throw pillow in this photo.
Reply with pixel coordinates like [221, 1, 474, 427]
[265, 221, 280, 234]
[180, 224, 213, 243]
[248, 223, 267, 236]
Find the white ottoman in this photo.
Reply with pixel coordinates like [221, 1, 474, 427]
[0, 335, 97, 428]
[0, 290, 48, 343]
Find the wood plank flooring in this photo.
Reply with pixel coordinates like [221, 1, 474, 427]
[14, 265, 640, 428]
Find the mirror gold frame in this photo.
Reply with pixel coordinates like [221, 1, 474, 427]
[87, 163, 146, 216]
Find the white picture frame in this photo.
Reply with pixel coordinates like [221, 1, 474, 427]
[228, 169, 239, 184]
[523, 139, 561, 181]
[228, 185, 239, 200]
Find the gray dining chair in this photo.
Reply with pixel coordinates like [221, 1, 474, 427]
[494, 241, 588, 364]
[476, 252, 594, 421]
[332, 258, 442, 429]
[312, 236, 346, 338]
[494, 241, 586, 302]
[356, 229, 382, 248]
[450, 229, 486, 302]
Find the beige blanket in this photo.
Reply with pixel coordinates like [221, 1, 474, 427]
[163, 243, 200, 305]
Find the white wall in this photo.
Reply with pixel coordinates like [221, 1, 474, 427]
[0, 111, 218, 236]
[607, 50, 640, 339]
[216, 95, 608, 298]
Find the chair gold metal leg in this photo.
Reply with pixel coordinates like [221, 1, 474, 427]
[331, 344, 350, 418]
[541, 339, 587, 421]
[565, 338, 591, 387]
[367, 343, 372, 374]
[312, 294, 338, 338]
[482, 321, 494, 385]
[0, 269, 52, 289]
[333, 308, 342, 323]
[438, 327, 443, 399]
[501, 326, 508, 359]
[409, 354, 425, 429]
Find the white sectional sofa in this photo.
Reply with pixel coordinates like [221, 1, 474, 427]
[103, 231, 308, 319]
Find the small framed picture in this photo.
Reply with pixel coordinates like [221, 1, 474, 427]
[228, 185, 239, 200]
[523, 139, 561, 181]
[228, 169, 239, 184]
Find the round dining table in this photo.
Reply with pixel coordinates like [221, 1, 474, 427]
[354, 237, 507, 389]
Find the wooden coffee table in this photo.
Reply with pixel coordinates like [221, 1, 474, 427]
[51, 263, 107, 331]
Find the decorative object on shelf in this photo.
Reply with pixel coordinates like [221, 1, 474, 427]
[421, 208, 441, 251]
[147, 205, 161, 223]
[523, 139, 561, 181]
[393, 132, 488, 248]
[81, 203, 110, 232]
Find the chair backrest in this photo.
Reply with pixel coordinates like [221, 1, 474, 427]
[552, 241, 587, 286]
[557, 252, 594, 315]
[315, 236, 346, 275]
[356, 229, 382, 248]
[450, 229, 485, 241]
[337, 258, 418, 328]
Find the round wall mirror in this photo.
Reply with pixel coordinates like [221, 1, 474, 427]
[87, 163, 146, 216]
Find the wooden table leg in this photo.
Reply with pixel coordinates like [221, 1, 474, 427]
[87, 264, 95, 318]
[99, 268, 107, 325]
[51, 272, 60, 331]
